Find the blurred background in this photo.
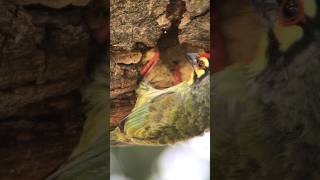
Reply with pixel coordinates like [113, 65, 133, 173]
[111, 132, 210, 180]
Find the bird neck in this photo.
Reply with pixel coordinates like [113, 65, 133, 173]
[188, 70, 209, 85]
[187, 71, 195, 85]
[246, 32, 269, 75]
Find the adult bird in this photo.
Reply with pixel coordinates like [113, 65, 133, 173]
[213, 0, 320, 179]
[111, 53, 210, 146]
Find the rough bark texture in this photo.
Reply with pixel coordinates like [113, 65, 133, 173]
[0, 0, 106, 179]
[179, 0, 210, 48]
[13, 0, 90, 8]
[110, 0, 210, 129]
[0, 0, 209, 178]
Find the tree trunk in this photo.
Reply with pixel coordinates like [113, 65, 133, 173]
[0, 1, 105, 179]
[0, 0, 209, 179]
[110, 0, 210, 129]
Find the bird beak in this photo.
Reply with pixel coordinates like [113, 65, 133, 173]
[185, 53, 198, 68]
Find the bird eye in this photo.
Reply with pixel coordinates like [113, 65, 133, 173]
[283, 0, 298, 18]
[197, 59, 205, 69]
[279, 0, 304, 25]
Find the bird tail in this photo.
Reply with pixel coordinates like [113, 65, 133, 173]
[110, 128, 131, 146]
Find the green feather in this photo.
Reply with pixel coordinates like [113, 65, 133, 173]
[111, 76, 210, 146]
[213, 1, 320, 179]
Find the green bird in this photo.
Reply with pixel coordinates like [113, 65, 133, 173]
[47, 52, 210, 179]
[111, 53, 210, 146]
[213, 0, 320, 179]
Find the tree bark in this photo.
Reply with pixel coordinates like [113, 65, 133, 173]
[0, 1, 105, 179]
[0, 0, 209, 179]
[110, 0, 210, 129]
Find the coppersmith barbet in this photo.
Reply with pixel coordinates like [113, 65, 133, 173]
[111, 53, 210, 146]
[213, 0, 320, 179]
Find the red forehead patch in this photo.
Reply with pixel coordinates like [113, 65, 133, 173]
[199, 53, 211, 60]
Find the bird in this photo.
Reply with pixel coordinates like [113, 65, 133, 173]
[213, 0, 320, 179]
[46, 52, 210, 179]
[111, 52, 210, 146]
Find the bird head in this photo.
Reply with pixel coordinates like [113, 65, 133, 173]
[247, 0, 320, 75]
[186, 53, 210, 84]
[249, 0, 320, 130]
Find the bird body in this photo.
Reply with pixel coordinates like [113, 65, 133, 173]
[213, 0, 320, 179]
[111, 53, 210, 146]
